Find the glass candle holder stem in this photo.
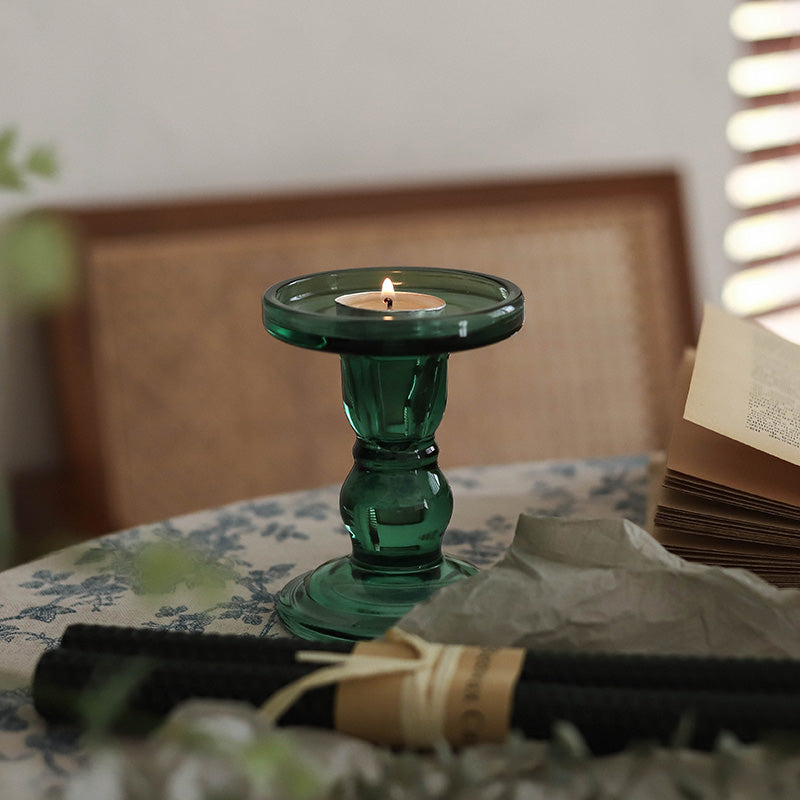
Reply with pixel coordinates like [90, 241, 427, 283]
[339, 353, 453, 572]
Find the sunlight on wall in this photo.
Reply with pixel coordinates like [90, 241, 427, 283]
[722, 257, 800, 314]
[729, 50, 800, 97]
[730, 2, 800, 41]
[726, 153, 800, 206]
[727, 102, 800, 150]
[722, 1, 800, 325]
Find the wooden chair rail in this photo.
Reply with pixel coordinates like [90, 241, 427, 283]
[38, 171, 695, 536]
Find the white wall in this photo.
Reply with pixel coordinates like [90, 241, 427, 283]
[0, 1, 738, 470]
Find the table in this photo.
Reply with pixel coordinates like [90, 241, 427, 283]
[0, 455, 649, 797]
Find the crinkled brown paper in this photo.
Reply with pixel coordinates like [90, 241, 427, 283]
[400, 514, 800, 658]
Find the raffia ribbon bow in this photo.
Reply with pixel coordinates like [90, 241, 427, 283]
[260, 627, 463, 747]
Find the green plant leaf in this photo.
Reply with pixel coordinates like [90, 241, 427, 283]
[0, 128, 24, 189]
[74, 657, 153, 740]
[551, 720, 591, 761]
[74, 547, 108, 565]
[714, 731, 743, 799]
[0, 127, 17, 160]
[25, 145, 58, 179]
[0, 211, 78, 312]
[133, 540, 234, 599]
[670, 712, 696, 750]
[243, 738, 321, 799]
[0, 161, 24, 190]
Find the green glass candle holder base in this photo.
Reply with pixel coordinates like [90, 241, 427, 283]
[263, 267, 524, 642]
[276, 554, 477, 642]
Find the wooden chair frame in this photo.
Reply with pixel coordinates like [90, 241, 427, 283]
[46, 171, 695, 534]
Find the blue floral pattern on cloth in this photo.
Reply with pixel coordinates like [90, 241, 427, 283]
[0, 455, 649, 797]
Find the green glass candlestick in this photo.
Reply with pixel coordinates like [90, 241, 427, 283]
[262, 267, 523, 641]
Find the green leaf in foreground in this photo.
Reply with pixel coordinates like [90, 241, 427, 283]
[0, 127, 17, 159]
[25, 144, 59, 179]
[0, 162, 24, 190]
[0, 127, 20, 188]
[0, 127, 59, 189]
[73, 657, 153, 741]
[133, 540, 234, 600]
[0, 211, 78, 312]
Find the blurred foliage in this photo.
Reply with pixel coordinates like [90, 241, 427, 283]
[76, 536, 238, 600]
[0, 125, 78, 314]
[235, 733, 321, 799]
[0, 126, 58, 189]
[74, 657, 155, 744]
[68, 708, 800, 800]
[66, 537, 238, 739]
[131, 539, 235, 600]
[0, 209, 78, 313]
[0, 126, 79, 570]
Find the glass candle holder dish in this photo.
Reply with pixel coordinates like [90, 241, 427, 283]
[262, 266, 524, 641]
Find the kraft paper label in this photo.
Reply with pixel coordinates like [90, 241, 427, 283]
[334, 639, 525, 747]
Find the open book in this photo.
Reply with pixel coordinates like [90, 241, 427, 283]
[652, 305, 800, 588]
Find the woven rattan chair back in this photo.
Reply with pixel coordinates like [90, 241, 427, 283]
[51, 172, 695, 531]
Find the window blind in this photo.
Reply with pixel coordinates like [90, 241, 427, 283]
[722, 1, 800, 337]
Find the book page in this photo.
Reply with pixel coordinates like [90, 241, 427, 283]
[666, 349, 800, 511]
[684, 304, 800, 468]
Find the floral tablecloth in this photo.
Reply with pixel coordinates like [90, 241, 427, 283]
[0, 455, 648, 798]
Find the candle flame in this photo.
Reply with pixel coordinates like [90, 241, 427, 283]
[381, 277, 395, 302]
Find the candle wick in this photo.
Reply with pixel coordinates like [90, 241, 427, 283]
[384, 297, 393, 310]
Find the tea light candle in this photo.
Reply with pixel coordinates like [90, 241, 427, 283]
[335, 278, 445, 313]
